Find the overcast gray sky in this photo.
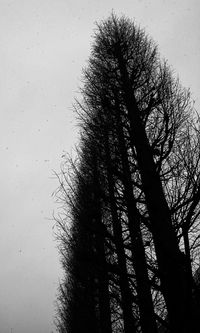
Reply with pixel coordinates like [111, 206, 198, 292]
[0, 0, 199, 332]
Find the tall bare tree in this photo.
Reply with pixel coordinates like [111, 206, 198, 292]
[54, 14, 200, 333]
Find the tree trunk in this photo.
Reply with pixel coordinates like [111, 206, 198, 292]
[117, 51, 189, 332]
[104, 133, 137, 333]
[92, 160, 113, 333]
[115, 103, 158, 333]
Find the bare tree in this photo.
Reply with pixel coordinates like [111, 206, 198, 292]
[54, 14, 200, 333]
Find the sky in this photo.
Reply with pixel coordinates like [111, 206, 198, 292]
[0, 0, 199, 332]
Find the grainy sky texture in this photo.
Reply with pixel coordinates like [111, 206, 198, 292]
[0, 0, 199, 332]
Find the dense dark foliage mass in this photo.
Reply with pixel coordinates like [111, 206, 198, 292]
[54, 14, 200, 333]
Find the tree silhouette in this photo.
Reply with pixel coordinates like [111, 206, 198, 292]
[54, 14, 200, 333]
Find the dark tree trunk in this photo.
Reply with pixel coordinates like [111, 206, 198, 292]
[104, 133, 137, 333]
[115, 102, 158, 333]
[92, 159, 113, 333]
[117, 50, 189, 332]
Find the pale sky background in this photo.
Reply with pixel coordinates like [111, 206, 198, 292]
[0, 0, 199, 332]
